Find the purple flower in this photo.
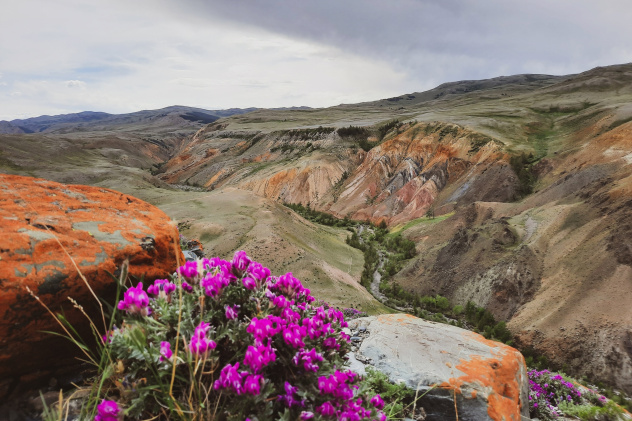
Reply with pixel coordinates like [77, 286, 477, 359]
[177, 261, 199, 280]
[201, 271, 234, 298]
[159, 341, 172, 362]
[316, 401, 336, 417]
[117, 283, 150, 316]
[102, 326, 117, 344]
[225, 304, 240, 320]
[279, 382, 304, 408]
[247, 261, 270, 284]
[243, 374, 264, 395]
[189, 321, 217, 357]
[323, 336, 340, 350]
[269, 272, 313, 301]
[181, 281, 193, 292]
[244, 344, 276, 372]
[147, 279, 176, 300]
[232, 250, 251, 273]
[95, 399, 120, 421]
[300, 411, 314, 420]
[370, 394, 385, 410]
[318, 371, 355, 401]
[282, 323, 306, 348]
[292, 348, 323, 372]
[242, 276, 256, 290]
[247, 316, 285, 342]
[213, 363, 248, 394]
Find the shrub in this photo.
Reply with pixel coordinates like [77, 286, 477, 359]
[509, 153, 537, 198]
[337, 126, 370, 139]
[91, 251, 387, 420]
[557, 400, 625, 421]
[527, 369, 624, 420]
[364, 367, 422, 420]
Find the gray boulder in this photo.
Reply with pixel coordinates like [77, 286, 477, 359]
[348, 314, 530, 421]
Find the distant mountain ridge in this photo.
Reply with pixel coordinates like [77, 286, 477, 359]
[0, 106, 260, 134]
[1, 106, 314, 134]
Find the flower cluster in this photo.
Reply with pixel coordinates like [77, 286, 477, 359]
[527, 369, 610, 420]
[99, 251, 383, 420]
[189, 321, 217, 357]
[117, 283, 150, 316]
[147, 279, 176, 300]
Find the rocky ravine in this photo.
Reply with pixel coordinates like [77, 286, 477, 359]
[158, 64, 632, 393]
[393, 121, 632, 394]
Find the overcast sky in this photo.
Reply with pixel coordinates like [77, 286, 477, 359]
[1, 0, 631, 120]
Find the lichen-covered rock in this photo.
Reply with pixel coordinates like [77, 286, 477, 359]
[348, 314, 530, 421]
[0, 174, 183, 387]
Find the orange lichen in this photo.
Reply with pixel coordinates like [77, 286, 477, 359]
[439, 332, 525, 421]
[0, 174, 183, 380]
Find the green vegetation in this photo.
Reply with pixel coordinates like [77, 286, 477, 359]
[509, 152, 538, 198]
[279, 126, 336, 139]
[377, 119, 403, 140]
[337, 125, 370, 139]
[358, 138, 377, 152]
[557, 400, 625, 420]
[364, 367, 427, 420]
[468, 133, 495, 153]
[283, 202, 357, 228]
[281, 203, 632, 417]
[379, 289, 515, 345]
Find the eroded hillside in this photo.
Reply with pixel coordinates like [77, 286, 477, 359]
[156, 63, 632, 392]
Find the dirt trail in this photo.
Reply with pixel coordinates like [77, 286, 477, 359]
[524, 215, 538, 242]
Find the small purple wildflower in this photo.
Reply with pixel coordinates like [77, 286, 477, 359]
[243, 374, 264, 395]
[94, 399, 120, 421]
[232, 250, 251, 273]
[371, 394, 385, 410]
[225, 304, 240, 320]
[159, 341, 172, 362]
[189, 321, 217, 357]
[117, 283, 150, 316]
[147, 279, 176, 300]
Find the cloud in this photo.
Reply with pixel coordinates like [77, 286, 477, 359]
[170, 0, 632, 80]
[0, 0, 631, 119]
[65, 80, 87, 89]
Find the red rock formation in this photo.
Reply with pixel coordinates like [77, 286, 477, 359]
[0, 174, 183, 388]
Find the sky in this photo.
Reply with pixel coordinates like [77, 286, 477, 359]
[1, 0, 631, 120]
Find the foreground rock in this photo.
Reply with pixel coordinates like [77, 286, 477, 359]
[348, 314, 530, 421]
[0, 174, 183, 399]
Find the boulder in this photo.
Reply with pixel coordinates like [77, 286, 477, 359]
[0, 174, 183, 394]
[348, 314, 530, 421]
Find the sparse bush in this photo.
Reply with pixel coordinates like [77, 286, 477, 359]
[377, 120, 402, 140]
[358, 138, 375, 152]
[510, 153, 538, 198]
[337, 126, 370, 139]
